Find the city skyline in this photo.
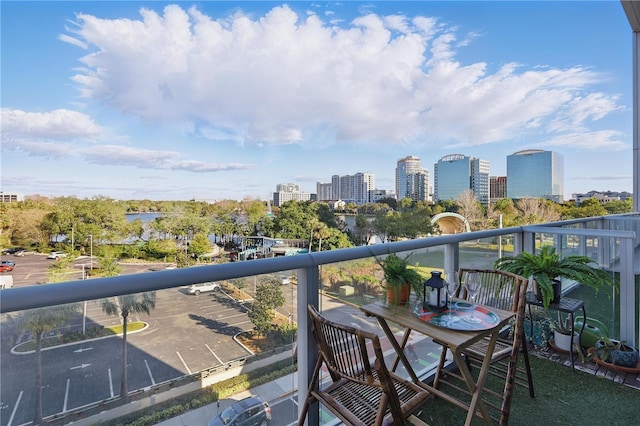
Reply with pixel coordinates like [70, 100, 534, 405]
[1, 1, 632, 201]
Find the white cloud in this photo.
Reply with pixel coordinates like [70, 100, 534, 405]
[55, 4, 622, 150]
[534, 130, 627, 151]
[1, 108, 101, 139]
[79, 143, 256, 172]
[0, 107, 255, 172]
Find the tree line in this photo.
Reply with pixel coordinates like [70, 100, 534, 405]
[0, 193, 632, 260]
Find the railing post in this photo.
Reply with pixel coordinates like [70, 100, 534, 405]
[444, 243, 458, 275]
[297, 265, 319, 425]
[619, 238, 636, 347]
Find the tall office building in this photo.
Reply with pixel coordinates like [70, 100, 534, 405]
[434, 154, 490, 206]
[507, 150, 564, 202]
[396, 156, 428, 201]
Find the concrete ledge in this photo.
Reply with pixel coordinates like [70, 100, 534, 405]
[339, 285, 354, 296]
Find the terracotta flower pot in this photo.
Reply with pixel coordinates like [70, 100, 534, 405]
[387, 283, 411, 305]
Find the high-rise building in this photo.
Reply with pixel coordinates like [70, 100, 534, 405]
[316, 182, 332, 200]
[322, 173, 376, 204]
[434, 154, 490, 205]
[507, 150, 564, 202]
[490, 176, 508, 203]
[396, 156, 428, 201]
[406, 171, 430, 202]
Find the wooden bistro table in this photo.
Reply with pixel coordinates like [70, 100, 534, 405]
[361, 300, 515, 426]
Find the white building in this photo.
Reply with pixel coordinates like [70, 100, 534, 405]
[272, 183, 314, 207]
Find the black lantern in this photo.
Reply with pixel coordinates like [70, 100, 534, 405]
[423, 271, 447, 311]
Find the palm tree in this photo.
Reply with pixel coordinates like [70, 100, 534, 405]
[21, 303, 79, 423]
[101, 292, 156, 399]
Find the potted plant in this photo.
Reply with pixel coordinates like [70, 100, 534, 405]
[494, 246, 615, 309]
[374, 253, 424, 305]
[581, 336, 640, 369]
[550, 312, 578, 353]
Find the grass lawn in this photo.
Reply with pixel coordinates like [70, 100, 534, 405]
[417, 354, 639, 425]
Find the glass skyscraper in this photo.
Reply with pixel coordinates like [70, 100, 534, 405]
[507, 150, 564, 202]
[434, 154, 490, 206]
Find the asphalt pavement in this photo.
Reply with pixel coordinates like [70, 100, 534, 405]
[153, 331, 439, 426]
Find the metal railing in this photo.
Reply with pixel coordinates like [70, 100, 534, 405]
[1, 213, 638, 425]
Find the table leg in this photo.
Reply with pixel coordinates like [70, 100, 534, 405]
[569, 312, 576, 371]
[374, 317, 420, 383]
[455, 332, 500, 426]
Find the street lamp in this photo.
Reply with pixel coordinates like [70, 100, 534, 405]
[89, 234, 93, 272]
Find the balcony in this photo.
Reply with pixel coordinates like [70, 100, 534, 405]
[1, 214, 639, 425]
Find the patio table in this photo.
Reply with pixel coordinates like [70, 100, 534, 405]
[361, 299, 515, 426]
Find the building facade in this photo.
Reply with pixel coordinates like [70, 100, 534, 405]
[272, 183, 314, 207]
[395, 156, 429, 201]
[507, 150, 564, 202]
[490, 176, 507, 203]
[319, 172, 375, 204]
[434, 154, 490, 206]
[316, 182, 332, 201]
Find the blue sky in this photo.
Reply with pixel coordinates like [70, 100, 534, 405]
[1, 1, 633, 201]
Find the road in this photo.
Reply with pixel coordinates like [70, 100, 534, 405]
[0, 254, 299, 426]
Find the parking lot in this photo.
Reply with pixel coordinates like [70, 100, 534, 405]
[0, 253, 298, 425]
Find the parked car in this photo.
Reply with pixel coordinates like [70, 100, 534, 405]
[208, 396, 271, 426]
[279, 275, 291, 285]
[47, 251, 67, 260]
[186, 282, 220, 295]
[1, 260, 16, 267]
[2, 247, 24, 255]
[0, 264, 14, 272]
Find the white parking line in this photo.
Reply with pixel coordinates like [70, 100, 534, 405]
[63, 379, 70, 412]
[205, 344, 223, 364]
[108, 368, 114, 398]
[144, 359, 156, 385]
[7, 391, 23, 426]
[176, 351, 192, 375]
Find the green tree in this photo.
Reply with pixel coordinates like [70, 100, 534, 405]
[355, 214, 373, 245]
[101, 292, 156, 400]
[603, 198, 633, 214]
[248, 277, 285, 336]
[98, 247, 123, 277]
[189, 232, 213, 258]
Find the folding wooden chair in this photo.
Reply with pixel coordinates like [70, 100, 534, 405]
[434, 269, 534, 425]
[298, 304, 432, 426]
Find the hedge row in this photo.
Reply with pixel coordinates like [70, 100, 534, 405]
[98, 358, 297, 426]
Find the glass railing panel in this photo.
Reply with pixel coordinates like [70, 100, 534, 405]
[458, 234, 512, 269]
[1, 282, 300, 426]
[2, 214, 638, 426]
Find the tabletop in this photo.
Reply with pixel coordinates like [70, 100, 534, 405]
[360, 300, 515, 352]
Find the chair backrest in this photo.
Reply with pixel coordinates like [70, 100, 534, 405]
[306, 304, 405, 423]
[458, 268, 527, 313]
